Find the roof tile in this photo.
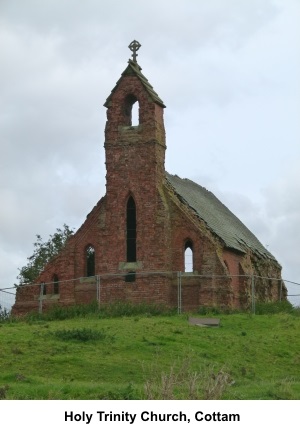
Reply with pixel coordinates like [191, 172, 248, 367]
[166, 172, 277, 262]
[104, 60, 166, 108]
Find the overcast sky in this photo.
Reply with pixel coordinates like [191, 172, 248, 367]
[1, 0, 299, 308]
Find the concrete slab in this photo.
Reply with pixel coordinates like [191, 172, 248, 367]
[189, 317, 220, 327]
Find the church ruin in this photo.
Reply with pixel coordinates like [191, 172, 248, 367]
[13, 41, 285, 315]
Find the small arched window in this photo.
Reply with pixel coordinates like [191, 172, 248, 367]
[86, 245, 95, 277]
[127, 196, 137, 262]
[184, 240, 193, 272]
[131, 100, 139, 126]
[53, 274, 59, 294]
[124, 94, 139, 126]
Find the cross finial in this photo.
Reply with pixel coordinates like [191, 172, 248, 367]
[128, 40, 141, 63]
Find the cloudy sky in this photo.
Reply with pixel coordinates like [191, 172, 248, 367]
[1, 0, 299, 308]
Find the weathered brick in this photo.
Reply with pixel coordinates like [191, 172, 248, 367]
[12, 57, 286, 316]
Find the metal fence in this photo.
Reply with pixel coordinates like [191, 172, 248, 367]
[1, 272, 300, 315]
[0, 286, 16, 313]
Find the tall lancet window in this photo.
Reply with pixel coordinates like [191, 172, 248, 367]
[86, 245, 95, 277]
[53, 274, 59, 294]
[127, 196, 137, 262]
[184, 240, 194, 272]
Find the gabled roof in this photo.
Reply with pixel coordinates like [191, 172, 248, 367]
[166, 172, 277, 262]
[104, 59, 166, 108]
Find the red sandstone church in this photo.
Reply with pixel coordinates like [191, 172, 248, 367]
[13, 41, 285, 315]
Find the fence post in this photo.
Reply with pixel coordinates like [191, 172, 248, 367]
[177, 271, 182, 315]
[96, 275, 100, 308]
[279, 279, 283, 302]
[251, 275, 255, 314]
[39, 283, 44, 314]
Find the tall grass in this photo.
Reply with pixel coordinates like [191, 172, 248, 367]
[143, 358, 233, 400]
[197, 301, 300, 316]
[6, 299, 300, 325]
[23, 301, 176, 322]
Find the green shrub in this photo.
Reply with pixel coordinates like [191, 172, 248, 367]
[51, 328, 114, 342]
[0, 305, 11, 322]
[255, 301, 296, 315]
[25, 302, 99, 322]
[197, 301, 300, 316]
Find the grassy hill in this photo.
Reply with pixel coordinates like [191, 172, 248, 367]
[0, 302, 300, 400]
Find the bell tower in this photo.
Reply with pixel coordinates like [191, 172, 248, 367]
[104, 41, 166, 196]
[102, 41, 168, 272]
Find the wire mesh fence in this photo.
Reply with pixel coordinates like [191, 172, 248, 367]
[284, 279, 300, 307]
[0, 286, 16, 313]
[1, 272, 300, 316]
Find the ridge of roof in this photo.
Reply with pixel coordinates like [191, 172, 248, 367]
[165, 172, 278, 262]
[104, 59, 166, 108]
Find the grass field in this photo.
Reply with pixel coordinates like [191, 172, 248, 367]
[0, 302, 300, 400]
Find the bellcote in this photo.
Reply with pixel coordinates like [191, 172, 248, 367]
[104, 43, 166, 148]
[104, 59, 166, 110]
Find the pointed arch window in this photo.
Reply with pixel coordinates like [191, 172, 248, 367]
[131, 100, 139, 126]
[124, 94, 139, 126]
[127, 196, 137, 262]
[86, 245, 95, 277]
[184, 240, 194, 272]
[53, 274, 59, 294]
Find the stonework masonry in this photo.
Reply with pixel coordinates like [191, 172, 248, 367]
[12, 51, 286, 316]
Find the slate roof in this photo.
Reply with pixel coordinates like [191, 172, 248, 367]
[166, 172, 277, 262]
[104, 59, 166, 108]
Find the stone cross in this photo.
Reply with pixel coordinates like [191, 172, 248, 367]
[128, 40, 141, 62]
